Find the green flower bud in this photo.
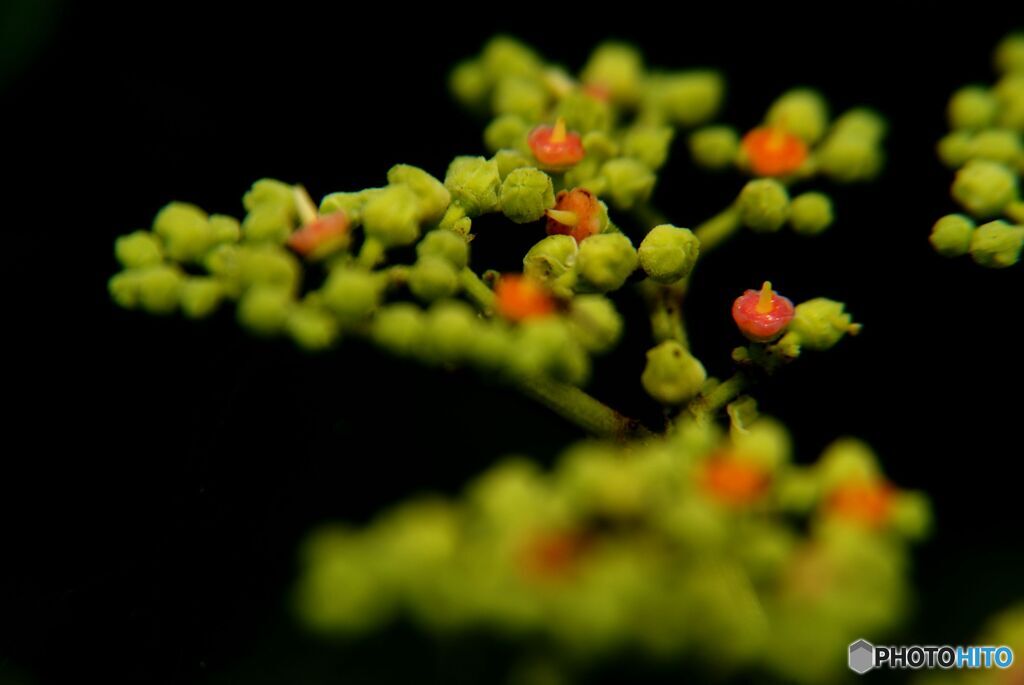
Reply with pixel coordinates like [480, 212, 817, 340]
[788, 192, 834, 235]
[830, 108, 887, 143]
[581, 42, 644, 105]
[511, 319, 589, 384]
[108, 270, 143, 309]
[242, 178, 296, 213]
[492, 149, 531, 180]
[890, 491, 932, 540]
[600, 158, 656, 210]
[115, 230, 163, 268]
[417, 229, 469, 269]
[500, 167, 555, 223]
[969, 220, 1024, 268]
[929, 214, 975, 257]
[817, 135, 884, 182]
[563, 157, 604, 193]
[408, 255, 460, 302]
[581, 130, 619, 161]
[967, 128, 1023, 166]
[481, 36, 542, 81]
[816, 438, 880, 490]
[951, 159, 1019, 217]
[449, 60, 489, 110]
[152, 202, 215, 262]
[208, 214, 241, 244]
[766, 89, 829, 143]
[237, 244, 301, 293]
[523, 234, 578, 291]
[132, 264, 184, 315]
[179, 277, 224, 319]
[387, 164, 451, 224]
[444, 156, 502, 216]
[575, 232, 639, 292]
[637, 224, 700, 283]
[319, 191, 367, 226]
[995, 74, 1024, 130]
[643, 71, 724, 127]
[787, 298, 858, 351]
[738, 179, 790, 232]
[238, 284, 292, 335]
[362, 184, 422, 247]
[422, 301, 479, 364]
[995, 33, 1024, 74]
[492, 77, 548, 120]
[466, 320, 516, 371]
[948, 86, 998, 130]
[286, 302, 340, 351]
[689, 126, 739, 170]
[621, 125, 674, 170]
[641, 340, 706, 405]
[320, 267, 384, 325]
[937, 131, 973, 168]
[242, 203, 294, 244]
[567, 295, 622, 354]
[484, 115, 529, 154]
[555, 90, 612, 134]
[1007, 200, 1024, 223]
[371, 303, 427, 357]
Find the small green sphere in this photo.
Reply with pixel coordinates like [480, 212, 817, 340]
[362, 184, 423, 247]
[788, 298, 856, 351]
[408, 256, 460, 302]
[238, 284, 292, 335]
[242, 178, 296, 213]
[600, 158, 656, 210]
[386, 164, 451, 224]
[499, 167, 555, 224]
[576, 232, 639, 292]
[180, 277, 224, 319]
[581, 42, 644, 105]
[788, 192, 834, 236]
[449, 60, 489, 110]
[242, 203, 294, 245]
[320, 267, 384, 325]
[969, 220, 1024, 268]
[637, 224, 700, 283]
[423, 301, 479, 364]
[371, 303, 427, 357]
[738, 179, 790, 232]
[689, 126, 739, 170]
[951, 159, 1018, 218]
[621, 125, 675, 170]
[136, 264, 184, 315]
[929, 214, 975, 257]
[948, 86, 998, 130]
[444, 156, 502, 216]
[491, 77, 548, 120]
[937, 131, 974, 168]
[995, 33, 1024, 74]
[416, 229, 469, 269]
[523, 234, 578, 291]
[967, 128, 1023, 166]
[766, 89, 829, 143]
[817, 135, 883, 182]
[640, 340, 706, 405]
[115, 231, 164, 268]
[153, 202, 215, 261]
[286, 303, 340, 351]
[484, 115, 529, 154]
[492, 149, 532, 180]
[567, 295, 623, 354]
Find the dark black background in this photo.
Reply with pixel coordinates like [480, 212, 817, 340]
[4, 3, 1024, 683]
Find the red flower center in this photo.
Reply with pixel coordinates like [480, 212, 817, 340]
[700, 454, 771, 506]
[545, 188, 602, 243]
[287, 211, 350, 257]
[527, 117, 585, 170]
[741, 127, 808, 177]
[495, 274, 557, 321]
[732, 281, 795, 343]
[826, 481, 894, 528]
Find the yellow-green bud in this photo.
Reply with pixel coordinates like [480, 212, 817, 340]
[523, 234, 578, 291]
[180, 277, 224, 319]
[817, 438, 880, 491]
[423, 301, 479, 364]
[644, 71, 724, 127]
[582, 130, 619, 161]
[995, 33, 1024, 74]
[766, 89, 829, 143]
[371, 303, 426, 357]
[209, 214, 241, 244]
[408, 255, 460, 302]
[581, 42, 644, 105]
[738, 179, 790, 232]
[929, 214, 975, 257]
[995, 74, 1024, 130]
[500, 167, 555, 223]
[600, 158, 656, 210]
[286, 302, 339, 351]
[575, 232, 638, 292]
[319, 191, 367, 226]
[937, 131, 973, 168]
[967, 128, 1023, 166]
[243, 178, 296, 213]
[108, 270, 143, 309]
[484, 115, 529, 154]
[788, 192, 834, 235]
[951, 159, 1019, 217]
[969, 220, 1024, 268]
[890, 491, 932, 540]
[1007, 200, 1024, 223]
[492, 149, 531, 180]
[237, 284, 292, 335]
[689, 126, 739, 170]
[567, 295, 622, 354]
[417, 229, 469, 269]
[320, 267, 385, 324]
[237, 244, 301, 293]
[467, 320, 515, 371]
[115, 231, 163, 268]
[638, 224, 700, 283]
[492, 77, 548, 120]
[948, 86, 998, 130]
[788, 298, 857, 351]
[555, 90, 612, 134]
[511, 319, 589, 384]
[817, 135, 884, 182]
[153, 202, 214, 262]
[386, 164, 451, 224]
[110, 266, 184, 314]
[641, 340, 706, 405]
[481, 36, 542, 81]
[242, 203, 294, 245]
[449, 59, 489, 110]
[621, 125, 674, 170]
[444, 156, 502, 216]
[830, 108, 887, 143]
[362, 184, 422, 247]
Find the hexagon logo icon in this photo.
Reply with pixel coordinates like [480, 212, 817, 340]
[849, 639, 875, 674]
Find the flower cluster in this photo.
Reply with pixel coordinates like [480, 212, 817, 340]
[295, 413, 929, 683]
[931, 33, 1024, 268]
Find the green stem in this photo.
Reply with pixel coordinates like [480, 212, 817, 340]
[639, 279, 689, 348]
[516, 375, 652, 441]
[681, 372, 747, 425]
[631, 202, 670, 231]
[694, 203, 742, 254]
[459, 268, 496, 314]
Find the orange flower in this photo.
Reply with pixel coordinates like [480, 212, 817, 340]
[826, 481, 894, 528]
[545, 188, 602, 243]
[741, 126, 808, 177]
[527, 117, 585, 170]
[494, 274, 557, 321]
[287, 211, 350, 257]
[700, 453, 771, 506]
